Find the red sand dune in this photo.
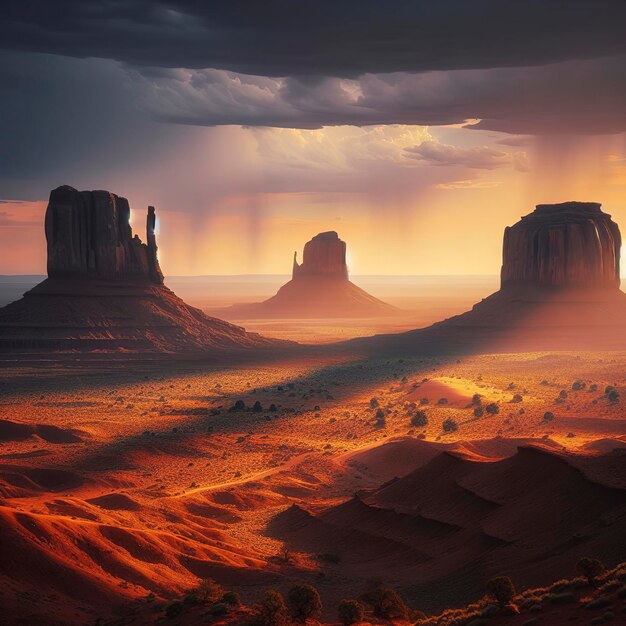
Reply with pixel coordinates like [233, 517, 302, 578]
[272, 444, 626, 612]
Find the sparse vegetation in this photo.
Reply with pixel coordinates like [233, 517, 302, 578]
[338, 599, 364, 626]
[411, 410, 428, 427]
[288, 584, 322, 623]
[361, 583, 408, 620]
[253, 590, 289, 626]
[221, 591, 241, 607]
[486, 576, 516, 607]
[443, 418, 458, 432]
[485, 402, 499, 415]
[577, 557, 605, 587]
[607, 389, 620, 403]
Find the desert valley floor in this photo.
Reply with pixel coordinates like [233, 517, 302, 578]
[1, 349, 626, 624]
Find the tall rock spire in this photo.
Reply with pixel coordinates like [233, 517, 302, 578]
[146, 205, 164, 284]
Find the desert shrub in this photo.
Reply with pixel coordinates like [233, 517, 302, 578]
[472, 393, 483, 406]
[370, 398, 379, 408]
[608, 389, 620, 403]
[577, 557, 605, 586]
[511, 394, 523, 403]
[221, 591, 241, 607]
[543, 411, 555, 421]
[437, 397, 449, 405]
[443, 418, 458, 433]
[589, 384, 598, 393]
[572, 380, 586, 391]
[338, 599, 364, 626]
[288, 584, 322, 623]
[231, 399, 246, 412]
[486, 576, 516, 607]
[253, 590, 289, 626]
[210, 603, 230, 617]
[474, 406, 484, 417]
[185, 578, 222, 606]
[269, 403, 278, 412]
[411, 411, 428, 427]
[361, 584, 408, 620]
[485, 403, 499, 415]
[374, 408, 386, 426]
[559, 390, 568, 399]
[165, 600, 184, 618]
[253, 401, 263, 412]
[604, 385, 615, 395]
[419, 397, 429, 405]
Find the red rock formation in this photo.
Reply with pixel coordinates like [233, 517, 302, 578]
[0, 186, 284, 355]
[292, 231, 349, 280]
[227, 231, 397, 318]
[349, 201, 626, 354]
[45, 185, 163, 284]
[501, 202, 621, 290]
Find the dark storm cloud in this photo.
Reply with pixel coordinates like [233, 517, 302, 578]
[129, 56, 626, 134]
[3, 1, 626, 76]
[0, 52, 182, 199]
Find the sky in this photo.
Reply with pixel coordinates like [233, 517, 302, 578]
[1, 1, 626, 276]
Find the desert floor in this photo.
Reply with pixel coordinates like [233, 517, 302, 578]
[1, 349, 626, 624]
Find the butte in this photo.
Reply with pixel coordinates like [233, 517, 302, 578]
[227, 231, 397, 318]
[349, 201, 626, 354]
[0, 186, 283, 355]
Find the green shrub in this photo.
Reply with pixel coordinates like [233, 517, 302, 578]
[486, 576, 516, 607]
[576, 557, 605, 587]
[210, 603, 229, 617]
[288, 584, 322, 623]
[411, 411, 428, 427]
[221, 591, 241, 607]
[338, 599, 364, 626]
[361, 584, 408, 620]
[443, 418, 458, 433]
[253, 590, 289, 626]
[608, 389, 620, 403]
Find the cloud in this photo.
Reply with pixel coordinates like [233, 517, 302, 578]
[3, 1, 626, 77]
[127, 56, 626, 135]
[405, 140, 528, 171]
[495, 136, 533, 147]
[435, 180, 502, 190]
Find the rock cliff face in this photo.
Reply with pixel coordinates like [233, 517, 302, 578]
[45, 185, 163, 284]
[292, 231, 349, 280]
[0, 186, 283, 355]
[501, 202, 621, 290]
